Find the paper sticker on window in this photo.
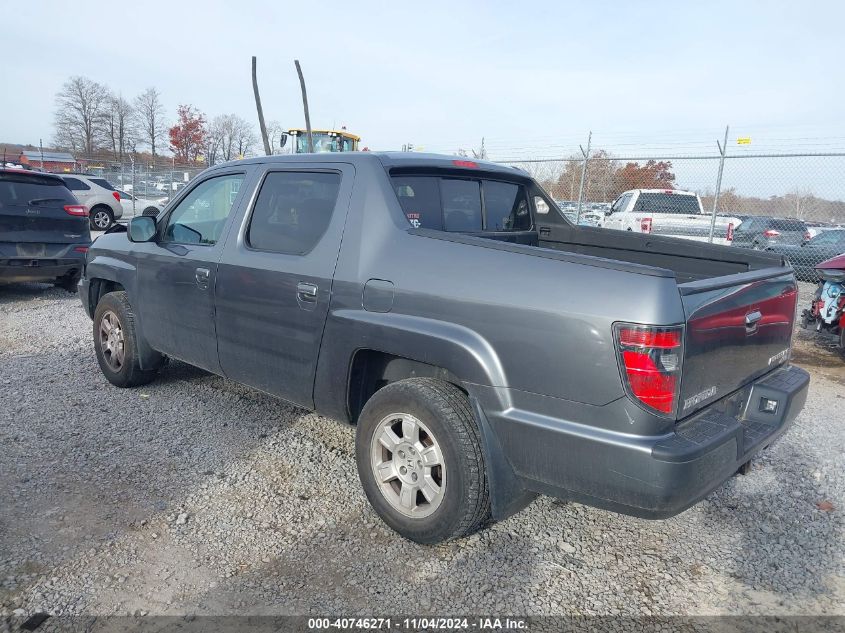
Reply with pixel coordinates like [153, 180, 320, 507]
[406, 212, 421, 228]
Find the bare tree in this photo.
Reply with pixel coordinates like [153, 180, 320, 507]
[205, 117, 224, 166]
[53, 76, 110, 155]
[266, 120, 286, 154]
[208, 114, 257, 162]
[135, 87, 167, 158]
[233, 117, 257, 159]
[104, 94, 136, 161]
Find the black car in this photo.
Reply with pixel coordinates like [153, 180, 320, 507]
[0, 169, 91, 290]
[732, 216, 809, 249]
[767, 229, 845, 281]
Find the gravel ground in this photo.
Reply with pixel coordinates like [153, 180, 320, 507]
[0, 281, 843, 620]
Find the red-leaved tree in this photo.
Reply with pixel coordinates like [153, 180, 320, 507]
[613, 160, 675, 193]
[169, 105, 206, 163]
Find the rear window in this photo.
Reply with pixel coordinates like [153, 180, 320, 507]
[391, 175, 531, 232]
[771, 218, 806, 232]
[0, 175, 76, 210]
[89, 178, 116, 191]
[634, 193, 700, 215]
[63, 177, 90, 191]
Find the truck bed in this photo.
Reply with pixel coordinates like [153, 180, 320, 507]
[474, 221, 787, 285]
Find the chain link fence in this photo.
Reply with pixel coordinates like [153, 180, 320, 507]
[502, 152, 845, 281]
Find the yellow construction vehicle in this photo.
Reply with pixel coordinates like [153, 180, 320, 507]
[283, 128, 361, 153]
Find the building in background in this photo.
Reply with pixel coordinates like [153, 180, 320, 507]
[17, 150, 76, 172]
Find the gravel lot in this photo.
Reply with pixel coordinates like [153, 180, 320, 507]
[0, 281, 843, 620]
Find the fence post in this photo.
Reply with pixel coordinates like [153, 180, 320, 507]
[576, 131, 592, 224]
[708, 125, 729, 243]
[130, 156, 136, 218]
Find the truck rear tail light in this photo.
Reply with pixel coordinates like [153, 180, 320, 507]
[640, 217, 653, 233]
[112, 191, 121, 202]
[763, 229, 780, 238]
[614, 324, 683, 416]
[726, 222, 734, 242]
[64, 204, 87, 217]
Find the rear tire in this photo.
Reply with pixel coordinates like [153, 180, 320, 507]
[93, 291, 160, 387]
[90, 206, 114, 230]
[355, 378, 491, 544]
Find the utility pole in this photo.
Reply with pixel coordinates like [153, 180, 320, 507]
[708, 125, 729, 243]
[295, 60, 313, 153]
[575, 131, 592, 224]
[252, 56, 272, 156]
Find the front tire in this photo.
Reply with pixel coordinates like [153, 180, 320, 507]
[355, 378, 491, 543]
[93, 291, 160, 387]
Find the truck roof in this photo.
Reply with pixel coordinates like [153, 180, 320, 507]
[625, 189, 697, 196]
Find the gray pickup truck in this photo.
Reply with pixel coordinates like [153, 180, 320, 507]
[79, 153, 809, 543]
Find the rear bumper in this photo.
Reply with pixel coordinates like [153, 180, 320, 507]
[0, 255, 86, 283]
[481, 364, 809, 519]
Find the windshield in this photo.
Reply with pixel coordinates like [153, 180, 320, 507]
[295, 133, 355, 153]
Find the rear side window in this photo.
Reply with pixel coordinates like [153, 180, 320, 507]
[247, 171, 341, 255]
[392, 176, 442, 229]
[0, 176, 76, 210]
[63, 177, 90, 191]
[634, 193, 700, 215]
[391, 175, 530, 232]
[89, 178, 115, 191]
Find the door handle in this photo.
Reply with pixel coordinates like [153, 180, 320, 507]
[297, 282, 318, 302]
[539, 226, 551, 237]
[195, 267, 210, 290]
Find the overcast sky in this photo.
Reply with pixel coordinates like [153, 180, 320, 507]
[2, 0, 844, 162]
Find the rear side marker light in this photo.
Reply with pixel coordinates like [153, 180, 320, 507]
[614, 324, 683, 416]
[73, 246, 89, 253]
[64, 205, 87, 217]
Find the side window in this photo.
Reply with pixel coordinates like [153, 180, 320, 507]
[441, 179, 482, 232]
[63, 177, 90, 191]
[610, 194, 630, 214]
[247, 171, 341, 255]
[392, 176, 442, 230]
[162, 173, 244, 245]
[483, 180, 531, 231]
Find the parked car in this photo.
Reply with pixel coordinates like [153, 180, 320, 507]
[767, 229, 845, 281]
[0, 169, 90, 290]
[602, 189, 740, 246]
[79, 153, 808, 543]
[116, 190, 164, 219]
[58, 174, 123, 230]
[732, 216, 809, 250]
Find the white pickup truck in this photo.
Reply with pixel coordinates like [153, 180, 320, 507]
[601, 189, 740, 246]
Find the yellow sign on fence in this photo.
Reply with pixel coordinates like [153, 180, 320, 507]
[737, 137, 752, 145]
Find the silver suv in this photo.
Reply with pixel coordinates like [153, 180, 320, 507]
[59, 175, 124, 230]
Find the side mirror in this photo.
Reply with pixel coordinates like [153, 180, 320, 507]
[279, 132, 288, 149]
[128, 216, 156, 242]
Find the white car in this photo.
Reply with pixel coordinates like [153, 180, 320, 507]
[602, 189, 740, 246]
[116, 190, 164, 219]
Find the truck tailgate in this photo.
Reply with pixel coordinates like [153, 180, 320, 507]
[678, 268, 798, 418]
